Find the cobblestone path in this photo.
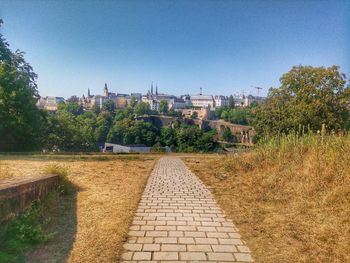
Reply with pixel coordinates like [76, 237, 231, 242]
[122, 157, 254, 262]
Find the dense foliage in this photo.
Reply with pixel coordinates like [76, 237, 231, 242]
[43, 101, 217, 152]
[255, 65, 350, 136]
[214, 104, 257, 125]
[0, 20, 44, 151]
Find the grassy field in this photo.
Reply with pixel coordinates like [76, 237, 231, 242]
[183, 134, 350, 263]
[2, 140, 348, 263]
[0, 154, 158, 263]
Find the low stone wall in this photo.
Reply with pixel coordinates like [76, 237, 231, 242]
[0, 175, 59, 222]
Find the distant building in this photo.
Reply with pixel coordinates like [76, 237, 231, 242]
[80, 83, 120, 109]
[149, 99, 160, 111]
[130, 93, 142, 102]
[233, 95, 245, 107]
[190, 95, 215, 108]
[169, 97, 186, 109]
[180, 95, 192, 107]
[116, 94, 128, 108]
[214, 95, 228, 107]
[90, 95, 109, 109]
[103, 143, 151, 153]
[243, 95, 266, 107]
[142, 83, 180, 111]
[36, 96, 65, 112]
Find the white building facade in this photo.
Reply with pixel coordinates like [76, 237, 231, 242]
[214, 95, 229, 107]
[190, 95, 215, 108]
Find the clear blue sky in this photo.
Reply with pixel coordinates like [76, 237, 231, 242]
[1, 0, 349, 97]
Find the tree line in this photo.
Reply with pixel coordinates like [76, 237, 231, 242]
[41, 101, 217, 152]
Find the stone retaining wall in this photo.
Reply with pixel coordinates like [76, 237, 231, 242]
[0, 175, 59, 222]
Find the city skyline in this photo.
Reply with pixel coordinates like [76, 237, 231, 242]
[1, 0, 349, 98]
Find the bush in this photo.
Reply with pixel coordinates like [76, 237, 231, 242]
[45, 165, 71, 194]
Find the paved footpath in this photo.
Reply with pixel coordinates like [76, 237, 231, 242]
[122, 157, 254, 262]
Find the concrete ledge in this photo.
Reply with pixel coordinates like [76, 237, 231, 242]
[0, 174, 59, 222]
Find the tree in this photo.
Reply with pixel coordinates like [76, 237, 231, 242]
[160, 127, 177, 147]
[102, 99, 115, 115]
[175, 125, 216, 152]
[107, 119, 159, 146]
[191, 111, 198, 119]
[197, 129, 217, 152]
[43, 108, 97, 151]
[228, 95, 235, 109]
[159, 100, 169, 115]
[0, 20, 44, 151]
[220, 107, 252, 125]
[214, 106, 226, 119]
[168, 108, 182, 118]
[58, 101, 84, 116]
[94, 111, 112, 144]
[66, 95, 79, 103]
[134, 102, 150, 116]
[222, 127, 234, 142]
[128, 97, 137, 108]
[255, 65, 350, 136]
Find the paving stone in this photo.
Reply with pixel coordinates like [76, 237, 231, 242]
[154, 237, 178, 244]
[219, 238, 244, 245]
[136, 237, 153, 244]
[197, 226, 217, 232]
[229, 232, 242, 238]
[207, 232, 229, 238]
[155, 225, 176, 231]
[187, 244, 212, 252]
[162, 244, 186, 252]
[177, 225, 197, 231]
[145, 231, 168, 237]
[143, 243, 160, 251]
[129, 230, 145, 237]
[195, 238, 219, 244]
[168, 230, 184, 237]
[153, 252, 179, 260]
[178, 237, 195, 244]
[237, 245, 251, 253]
[207, 252, 235, 261]
[132, 252, 152, 260]
[122, 157, 254, 262]
[234, 253, 254, 262]
[212, 244, 237, 252]
[140, 225, 155, 231]
[180, 252, 207, 260]
[122, 252, 133, 260]
[123, 243, 142, 251]
[184, 231, 206, 237]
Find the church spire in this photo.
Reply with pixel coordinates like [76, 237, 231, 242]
[151, 82, 154, 94]
[103, 83, 109, 97]
[88, 88, 90, 97]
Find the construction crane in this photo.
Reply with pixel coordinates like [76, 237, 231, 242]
[251, 86, 263, 97]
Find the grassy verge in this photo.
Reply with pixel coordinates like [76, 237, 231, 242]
[0, 165, 72, 263]
[183, 134, 350, 263]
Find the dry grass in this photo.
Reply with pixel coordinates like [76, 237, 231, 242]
[183, 135, 350, 263]
[0, 155, 158, 263]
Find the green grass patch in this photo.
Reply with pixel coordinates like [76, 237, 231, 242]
[0, 193, 59, 262]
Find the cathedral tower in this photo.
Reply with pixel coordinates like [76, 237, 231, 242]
[103, 83, 109, 97]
